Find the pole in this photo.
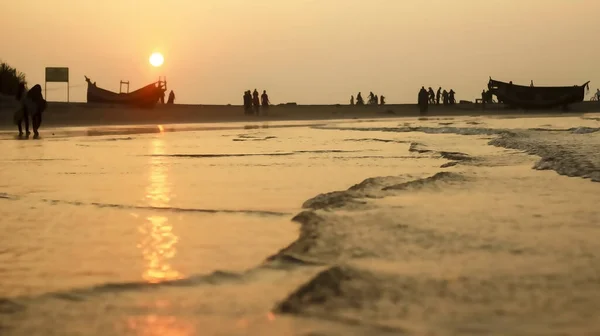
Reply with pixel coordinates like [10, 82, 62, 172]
[44, 81, 47, 100]
[67, 81, 70, 102]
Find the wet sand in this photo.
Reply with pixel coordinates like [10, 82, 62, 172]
[0, 112, 599, 335]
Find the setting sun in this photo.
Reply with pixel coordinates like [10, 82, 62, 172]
[149, 52, 164, 67]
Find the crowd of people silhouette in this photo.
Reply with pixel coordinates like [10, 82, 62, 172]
[243, 89, 270, 115]
[418, 86, 456, 115]
[350, 91, 385, 106]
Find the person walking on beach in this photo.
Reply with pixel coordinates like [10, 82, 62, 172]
[595, 88, 600, 101]
[380, 95, 385, 106]
[442, 89, 449, 105]
[13, 82, 29, 137]
[481, 89, 487, 110]
[167, 90, 175, 104]
[261, 90, 270, 114]
[356, 92, 364, 106]
[252, 89, 260, 115]
[374, 94, 378, 106]
[243, 90, 252, 115]
[448, 89, 456, 105]
[418, 86, 429, 115]
[436, 87, 442, 105]
[428, 87, 435, 104]
[23, 84, 47, 138]
[350, 95, 354, 106]
[367, 92, 375, 105]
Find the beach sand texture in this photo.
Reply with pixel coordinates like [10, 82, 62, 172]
[0, 111, 599, 335]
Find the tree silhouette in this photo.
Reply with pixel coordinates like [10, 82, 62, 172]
[0, 61, 27, 97]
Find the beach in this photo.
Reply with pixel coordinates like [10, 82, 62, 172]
[1, 98, 600, 129]
[0, 106, 599, 335]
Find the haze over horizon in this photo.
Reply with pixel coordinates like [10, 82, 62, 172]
[3, 0, 599, 104]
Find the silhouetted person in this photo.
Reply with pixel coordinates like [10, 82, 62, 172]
[252, 89, 260, 115]
[448, 89, 456, 105]
[380, 95, 385, 106]
[356, 92, 364, 106]
[261, 90, 270, 114]
[418, 86, 429, 115]
[350, 95, 354, 106]
[428, 87, 435, 104]
[367, 92, 375, 105]
[596, 89, 600, 101]
[14, 83, 29, 137]
[25, 84, 46, 138]
[442, 90, 449, 105]
[243, 90, 252, 115]
[436, 87, 441, 105]
[530, 80, 534, 87]
[167, 90, 175, 104]
[374, 95, 378, 106]
[481, 89, 486, 110]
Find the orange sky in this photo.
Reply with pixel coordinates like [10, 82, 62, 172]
[3, 0, 599, 104]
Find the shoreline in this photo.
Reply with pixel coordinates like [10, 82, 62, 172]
[1, 113, 599, 334]
[1, 101, 598, 130]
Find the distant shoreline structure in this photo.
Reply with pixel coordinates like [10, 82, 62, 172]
[1, 99, 599, 131]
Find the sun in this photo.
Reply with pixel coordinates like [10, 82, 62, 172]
[149, 52, 164, 67]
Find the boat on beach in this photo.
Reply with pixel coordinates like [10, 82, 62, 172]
[488, 78, 590, 109]
[84, 76, 166, 108]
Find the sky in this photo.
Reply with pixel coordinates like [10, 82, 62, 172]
[2, 0, 599, 104]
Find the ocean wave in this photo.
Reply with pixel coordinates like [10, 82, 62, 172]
[313, 125, 513, 136]
[274, 264, 600, 333]
[0, 193, 15, 200]
[343, 138, 411, 144]
[41, 199, 290, 217]
[82, 137, 135, 142]
[528, 127, 600, 134]
[147, 153, 294, 158]
[300, 171, 469, 211]
[232, 134, 277, 141]
[0, 270, 246, 310]
[0, 298, 25, 314]
[147, 149, 366, 159]
[382, 171, 467, 191]
[0, 193, 289, 217]
[315, 124, 599, 182]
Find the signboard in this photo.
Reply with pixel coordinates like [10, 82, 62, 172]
[45, 67, 69, 83]
[44, 67, 70, 102]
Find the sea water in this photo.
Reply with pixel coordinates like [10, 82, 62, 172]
[1, 115, 598, 335]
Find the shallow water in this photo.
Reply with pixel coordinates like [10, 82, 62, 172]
[0, 119, 443, 298]
[1, 115, 599, 335]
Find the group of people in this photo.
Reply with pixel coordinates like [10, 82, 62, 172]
[13, 83, 47, 138]
[418, 86, 456, 114]
[350, 91, 386, 106]
[159, 90, 176, 104]
[243, 89, 270, 115]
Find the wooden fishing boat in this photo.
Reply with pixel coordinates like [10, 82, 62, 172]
[85, 76, 166, 108]
[488, 78, 590, 109]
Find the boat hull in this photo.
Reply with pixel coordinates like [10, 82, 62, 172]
[488, 78, 590, 109]
[85, 77, 165, 108]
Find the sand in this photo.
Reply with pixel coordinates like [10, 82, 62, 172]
[1, 100, 600, 130]
[0, 111, 599, 335]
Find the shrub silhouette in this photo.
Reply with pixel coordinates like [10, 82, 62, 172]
[0, 61, 27, 97]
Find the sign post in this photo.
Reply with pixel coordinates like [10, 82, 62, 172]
[45, 67, 70, 102]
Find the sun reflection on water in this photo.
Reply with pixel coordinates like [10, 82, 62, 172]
[125, 314, 195, 336]
[138, 137, 183, 283]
